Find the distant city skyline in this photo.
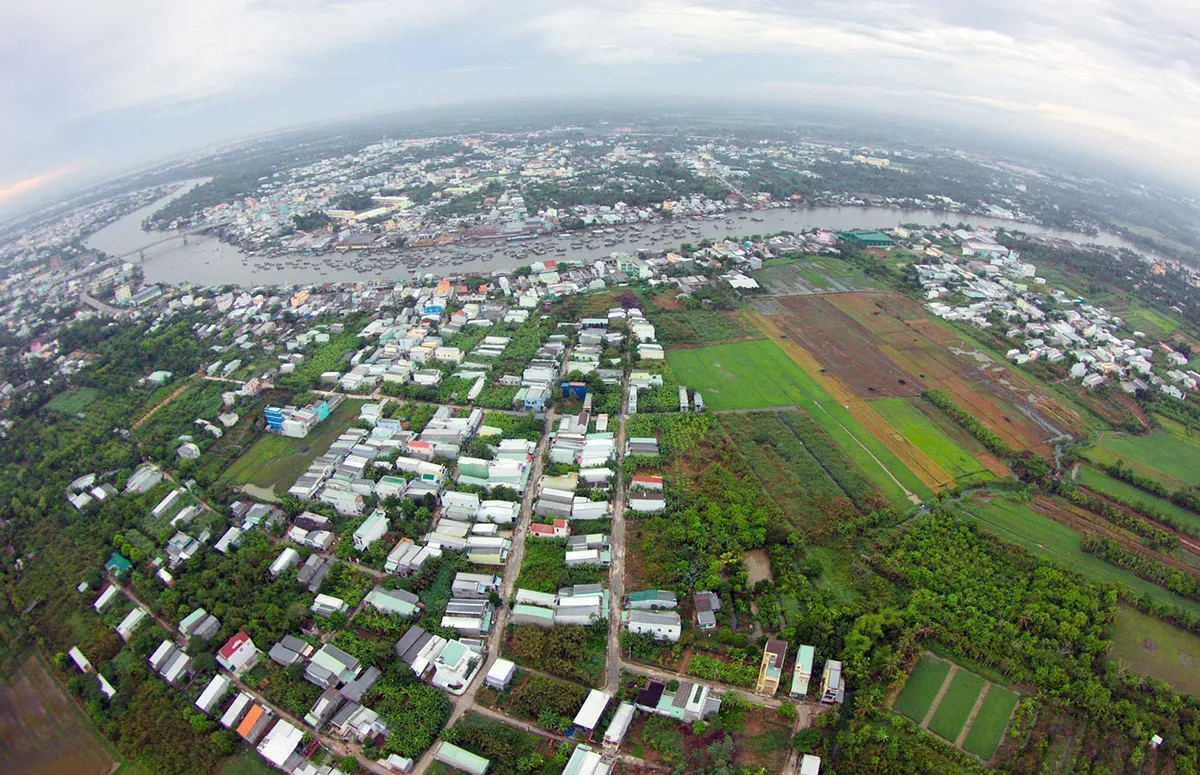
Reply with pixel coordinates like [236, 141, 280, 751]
[4, 0, 1198, 210]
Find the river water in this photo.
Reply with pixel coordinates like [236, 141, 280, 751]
[86, 183, 1146, 287]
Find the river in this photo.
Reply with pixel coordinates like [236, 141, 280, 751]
[86, 183, 1147, 287]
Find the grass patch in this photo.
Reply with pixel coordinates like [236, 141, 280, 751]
[514, 539, 606, 594]
[667, 339, 831, 411]
[217, 751, 277, 775]
[652, 310, 762, 346]
[872, 398, 993, 483]
[668, 338, 931, 500]
[893, 655, 951, 722]
[47, 387, 101, 414]
[1085, 426, 1200, 490]
[927, 669, 984, 742]
[220, 399, 364, 494]
[961, 686, 1020, 759]
[1120, 304, 1179, 338]
[1077, 465, 1200, 533]
[959, 494, 1200, 615]
[1110, 604, 1200, 696]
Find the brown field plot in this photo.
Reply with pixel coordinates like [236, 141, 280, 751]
[827, 293, 1086, 454]
[772, 295, 923, 398]
[746, 309, 952, 492]
[0, 656, 114, 775]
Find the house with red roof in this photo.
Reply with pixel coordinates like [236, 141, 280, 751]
[630, 475, 663, 492]
[528, 519, 570, 539]
[217, 631, 260, 673]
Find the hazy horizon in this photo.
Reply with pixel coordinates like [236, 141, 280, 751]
[4, 0, 1199, 213]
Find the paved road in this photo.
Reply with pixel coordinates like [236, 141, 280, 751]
[410, 406, 557, 775]
[604, 366, 631, 692]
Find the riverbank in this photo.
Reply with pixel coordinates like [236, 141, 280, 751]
[86, 187, 1149, 288]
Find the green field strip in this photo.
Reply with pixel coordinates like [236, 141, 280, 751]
[1077, 466, 1200, 533]
[894, 655, 951, 722]
[961, 685, 1020, 759]
[928, 670, 985, 742]
[871, 397, 993, 482]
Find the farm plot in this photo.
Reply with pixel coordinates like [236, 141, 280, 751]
[961, 685, 1020, 759]
[1110, 604, 1200, 697]
[743, 313, 944, 497]
[752, 255, 887, 295]
[721, 412, 860, 537]
[220, 398, 364, 496]
[1085, 425, 1200, 491]
[667, 338, 831, 410]
[0, 656, 115, 775]
[927, 669, 985, 742]
[959, 494, 1200, 616]
[893, 653, 1020, 761]
[1077, 465, 1200, 534]
[893, 654, 951, 721]
[771, 295, 924, 399]
[827, 292, 1086, 455]
[872, 398, 998, 484]
[651, 310, 762, 346]
[46, 387, 100, 414]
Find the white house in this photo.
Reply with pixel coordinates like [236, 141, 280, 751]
[623, 610, 681, 642]
[352, 509, 389, 551]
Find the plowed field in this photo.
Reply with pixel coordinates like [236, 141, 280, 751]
[772, 295, 923, 398]
[827, 292, 1086, 455]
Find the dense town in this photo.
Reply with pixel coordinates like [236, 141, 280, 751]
[7, 124, 1200, 775]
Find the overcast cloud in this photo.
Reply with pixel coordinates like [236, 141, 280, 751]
[2, 0, 1198, 207]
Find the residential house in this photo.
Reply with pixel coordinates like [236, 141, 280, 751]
[626, 590, 677, 610]
[269, 634, 313, 667]
[311, 594, 349, 617]
[791, 645, 815, 698]
[352, 508, 389, 551]
[820, 659, 846, 704]
[115, 608, 146, 641]
[623, 611, 681, 642]
[756, 639, 787, 695]
[432, 741, 490, 775]
[217, 631, 259, 673]
[485, 659, 516, 690]
[364, 587, 420, 618]
[573, 689, 612, 736]
[195, 675, 232, 715]
[603, 702, 635, 747]
[694, 591, 720, 630]
[563, 744, 612, 775]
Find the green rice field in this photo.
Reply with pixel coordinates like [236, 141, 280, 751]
[1076, 465, 1200, 533]
[669, 339, 931, 501]
[959, 494, 1200, 616]
[47, 387, 101, 414]
[1119, 305, 1179, 338]
[961, 685, 1021, 759]
[893, 654, 951, 722]
[1110, 604, 1200, 697]
[1084, 425, 1200, 490]
[871, 398, 993, 483]
[927, 670, 985, 742]
[667, 339, 835, 411]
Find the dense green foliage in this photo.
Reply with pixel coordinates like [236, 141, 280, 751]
[505, 622, 607, 686]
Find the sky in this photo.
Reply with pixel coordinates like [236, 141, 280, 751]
[3, 0, 1199, 211]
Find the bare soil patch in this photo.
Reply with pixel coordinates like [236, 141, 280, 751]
[774, 295, 923, 398]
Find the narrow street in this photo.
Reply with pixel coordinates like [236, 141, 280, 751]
[410, 406, 558, 774]
[604, 365, 631, 692]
